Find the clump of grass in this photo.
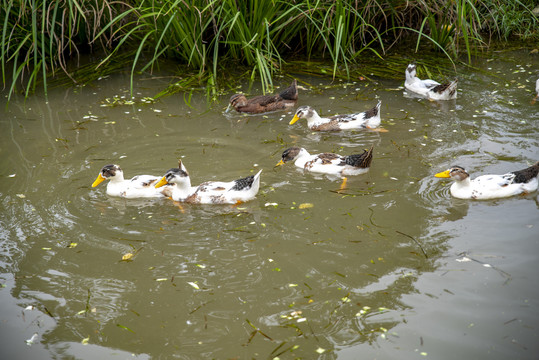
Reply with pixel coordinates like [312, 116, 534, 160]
[0, 0, 130, 100]
[1, 0, 538, 101]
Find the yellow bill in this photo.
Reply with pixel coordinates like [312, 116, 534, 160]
[434, 170, 451, 178]
[92, 174, 106, 187]
[275, 159, 285, 167]
[155, 176, 168, 188]
[289, 114, 300, 125]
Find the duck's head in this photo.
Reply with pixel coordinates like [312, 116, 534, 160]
[405, 63, 417, 80]
[156, 160, 190, 188]
[229, 93, 248, 108]
[92, 164, 123, 187]
[275, 147, 303, 166]
[289, 106, 316, 125]
[434, 166, 469, 181]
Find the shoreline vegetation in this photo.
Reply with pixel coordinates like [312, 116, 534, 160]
[1, 0, 538, 101]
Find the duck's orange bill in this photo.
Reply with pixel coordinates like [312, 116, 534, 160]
[155, 177, 168, 188]
[92, 174, 106, 187]
[275, 159, 285, 167]
[289, 114, 300, 125]
[434, 170, 451, 178]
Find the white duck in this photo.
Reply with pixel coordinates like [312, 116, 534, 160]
[405, 64, 457, 100]
[276, 145, 373, 189]
[155, 160, 262, 204]
[533, 78, 539, 104]
[276, 146, 374, 176]
[434, 162, 539, 199]
[289, 101, 383, 131]
[91, 164, 172, 198]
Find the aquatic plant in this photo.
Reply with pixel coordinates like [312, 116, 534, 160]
[1, 0, 538, 100]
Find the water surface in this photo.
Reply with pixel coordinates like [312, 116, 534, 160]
[1, 50, 538, 359]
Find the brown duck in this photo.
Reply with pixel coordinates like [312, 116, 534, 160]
[228, 79, 298, 114]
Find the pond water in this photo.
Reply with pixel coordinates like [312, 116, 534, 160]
[1, 50, 538, 359]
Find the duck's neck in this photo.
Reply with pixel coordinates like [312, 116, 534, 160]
[307, 112, 328, 127]
[294, 149, 312, 167]
[405, 72, 418, 85]
[453, 177, 472, 189]
[110, 172, 126, 183]
[172, 177, 193, 199]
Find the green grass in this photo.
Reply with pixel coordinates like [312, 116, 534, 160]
[1, 0, 538, 101]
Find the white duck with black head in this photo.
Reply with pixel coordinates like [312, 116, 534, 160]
[434, 162, 539, 199]
[155, 160, 262, 204]
[533, 78, 539, 104]
[289, 101, 383, 131]
[276, 145, 374, 189]
[405, 63, 458, 100]
[91, 164, 172, 198]
[276, 146, 374, 176]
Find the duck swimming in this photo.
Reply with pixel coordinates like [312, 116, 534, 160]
[155, 160, 262, 204]
[276, 145, 374, 189]
[228, 79, 298, 114]
[404, 64, 457, 100]
[533, 78, 539, 104]
[91, 164, 172, 198]
[434, 162, 539, 199]
[289, 101, 382, 131]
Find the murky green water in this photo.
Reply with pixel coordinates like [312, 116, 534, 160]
[1, 50, 538, 359]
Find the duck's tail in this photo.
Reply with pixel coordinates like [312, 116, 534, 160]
[365, 100, 381, 119]
[232, 169, 263, 192]
[345, 145, 374, 169]
[278, 79, 298, 100]
[511, 161, 539, 184]
[431, 78, 458, 99]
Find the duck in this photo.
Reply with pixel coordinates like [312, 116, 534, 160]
[533, 78, 539, 104]
[434, 162, 539, 199]
[276, 145, 373, 189]
[154, 160, 262, 204]
[228, 79, 298, 114]
[404, 63, 457, 100]
[289, 101, 382, 131]
[91, 164, 173, 198]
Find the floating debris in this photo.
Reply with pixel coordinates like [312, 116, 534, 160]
[26, 333, 38, 346]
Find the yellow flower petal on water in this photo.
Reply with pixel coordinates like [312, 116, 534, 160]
[188, 281, 200, 289]
[316, 347, 326, 354]
[81, 336, 90, 345]
[122, 253, 134, 261]
[298, 203, 314, 209]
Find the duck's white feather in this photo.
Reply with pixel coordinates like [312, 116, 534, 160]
[155, 161, 262, 204]
[405, 64, 457, 100]
[92, 164, 168, 198]
[435, 163, 539, 200]
[290, 101, 381, 131]
[277, 146, 373, 177]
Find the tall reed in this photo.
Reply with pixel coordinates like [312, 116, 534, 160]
[1, 0, 538, 100]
